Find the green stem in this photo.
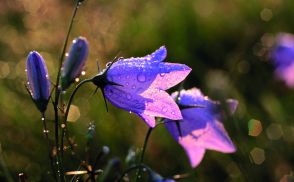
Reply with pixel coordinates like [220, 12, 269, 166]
[61, 79, 92, 158]
[41, 113, 56, 180]
[135, 127, 153, 181]
[53, 1, 82, 181]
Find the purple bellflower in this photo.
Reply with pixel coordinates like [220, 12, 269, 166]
[91, 46, 191, 127]
[164, 88, 238, 167]
[26, 51, 50, 112]
[61, 37, 89, 90]
[271, 33, 294, 88]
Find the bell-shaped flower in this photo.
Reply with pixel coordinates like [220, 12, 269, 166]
[26, 51, 50, 112]
[164, 88, 238, 167]
[271, 33, 294, 88]
[91, 46, 191, 127]
[61, 37, 89, 90]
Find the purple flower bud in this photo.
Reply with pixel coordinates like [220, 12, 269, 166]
[26, 51, 50, 112]
[61, 37, 89, 90]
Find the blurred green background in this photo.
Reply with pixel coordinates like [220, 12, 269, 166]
[0, 0, 294, 181]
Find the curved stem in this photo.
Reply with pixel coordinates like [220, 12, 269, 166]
[135, 127, 153, 182]
[41, 113, 56, 180]
[53, 1, 82, 181]
[61, 78, 92, 158]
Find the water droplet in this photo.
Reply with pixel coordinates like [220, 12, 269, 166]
[132, 85, 136, 89]
[102, 146, 110, 154]
[162, 107, 167, 113]
[127, 94, 132, 100]
[81, 71, 86, 75]
[25, 69, 27, 72]
[61, 124, 66, 128]
[129, 111, 132, 114]
[137, 74, 146, 82]
[41, 117, 45, 121]
[160, 73, 165, 77]
[43, 130, 49, 133]
[75, 78, 80, 82]
[45, 74, 49, 78]
[65, 53, 69, 57]
[72, 39, 76, 44]
[27, 81, 30, 85]
[171, 111, 175, 115]
[142, 168, 147, 172]
[106, 62, 112, 67]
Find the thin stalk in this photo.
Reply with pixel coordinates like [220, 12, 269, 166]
[135, 127, 153, 182]
[41, 112, 56, 180]
[53, 1, 82, 181]
[61, 78, 92, 158]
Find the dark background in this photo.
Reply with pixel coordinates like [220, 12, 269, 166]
[0, 0, 294, 181]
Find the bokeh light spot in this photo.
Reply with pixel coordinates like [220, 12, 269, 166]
[67, 105, 80, 122]
[250, 147, 265, 165]
[226, 162, 241, 178]
[248, 119, 263, 137]
[283, 126, 294, 143]
[266, 123, 283, 140]
[260, 8, 273, 22]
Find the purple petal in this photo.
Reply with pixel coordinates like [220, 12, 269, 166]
[123, 46, 167, 62]
[107, 61, 191, 93]
[104, 85, 181, 127]
[138, 113, 156, 127]
[226, 99, 238, 114]
[165, 88, 237, 167]
[103, 85, 149, 113]
[272, 33, 294, 87]
[183, 146, 205, 168]
[140, 89, 182, 120]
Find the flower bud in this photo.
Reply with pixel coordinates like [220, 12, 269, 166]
[61, 37, 89, 90]
[26, 51, 50, 112]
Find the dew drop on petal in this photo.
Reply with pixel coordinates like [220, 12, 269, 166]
[160, 73, 165, 77]
[171, 111, 175, 115]
[81, 71, 86, 75]
[132, 85, 136, 89]
[65, 53, 69, 57]
[129, 111, 132, 114]
[75, 78, 80, 82]
[162, 107, 167, 113]
[127, 94, 132, 100]
[137, 73, 146, 82]
[25, 69, 27, 72]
